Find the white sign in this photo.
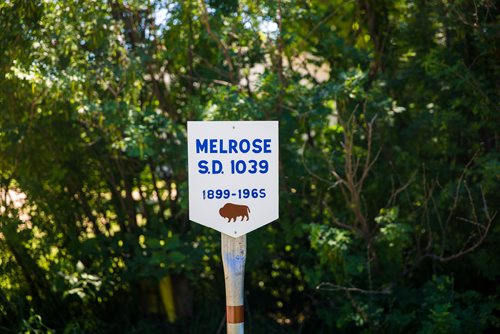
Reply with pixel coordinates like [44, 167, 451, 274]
[188, 121, 279, 237]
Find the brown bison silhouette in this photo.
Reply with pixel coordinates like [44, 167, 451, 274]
[219, 203, 250, 222]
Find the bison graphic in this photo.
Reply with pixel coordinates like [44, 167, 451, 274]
[219, 203, 250, 222]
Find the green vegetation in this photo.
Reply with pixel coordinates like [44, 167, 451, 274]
[0, 0, 498, 333]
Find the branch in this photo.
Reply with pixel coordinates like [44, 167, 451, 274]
[386, 172, 416, 207]
[316, 282, 392, 295]
[322, 201, 356, 232]
[198, 0, 236, 84]
[356, 115, 380, 190]
[426, 190, 496, 263]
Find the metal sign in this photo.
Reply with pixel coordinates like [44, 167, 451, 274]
[188, 121, 279, 237]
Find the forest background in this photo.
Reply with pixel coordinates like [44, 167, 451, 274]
[0, 0, 499, 333]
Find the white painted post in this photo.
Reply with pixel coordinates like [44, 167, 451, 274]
[221, 233, 246, 334]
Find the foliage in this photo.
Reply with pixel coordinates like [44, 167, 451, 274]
[0, 0, 498, 333]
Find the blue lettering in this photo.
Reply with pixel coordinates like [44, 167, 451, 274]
[228, 139, 238, 153]
[263, 139, 272, 153]
[196, 138, 272, 154]
[209, 139, 217, 153]
[198, 160, 209, 174]
[219, 140, 228, 154]
[196, 139, 208, 153]
[240, 139, 250, 153]
[252, 139, 263, 153]
[212, 160, 223, 174]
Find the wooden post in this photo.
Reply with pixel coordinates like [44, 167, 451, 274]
[221, 233, 246, 334]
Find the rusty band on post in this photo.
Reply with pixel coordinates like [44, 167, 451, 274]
[226, 305, 244, 324]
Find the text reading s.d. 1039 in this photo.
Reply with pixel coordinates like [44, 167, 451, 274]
[197, 159, 269, 175]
